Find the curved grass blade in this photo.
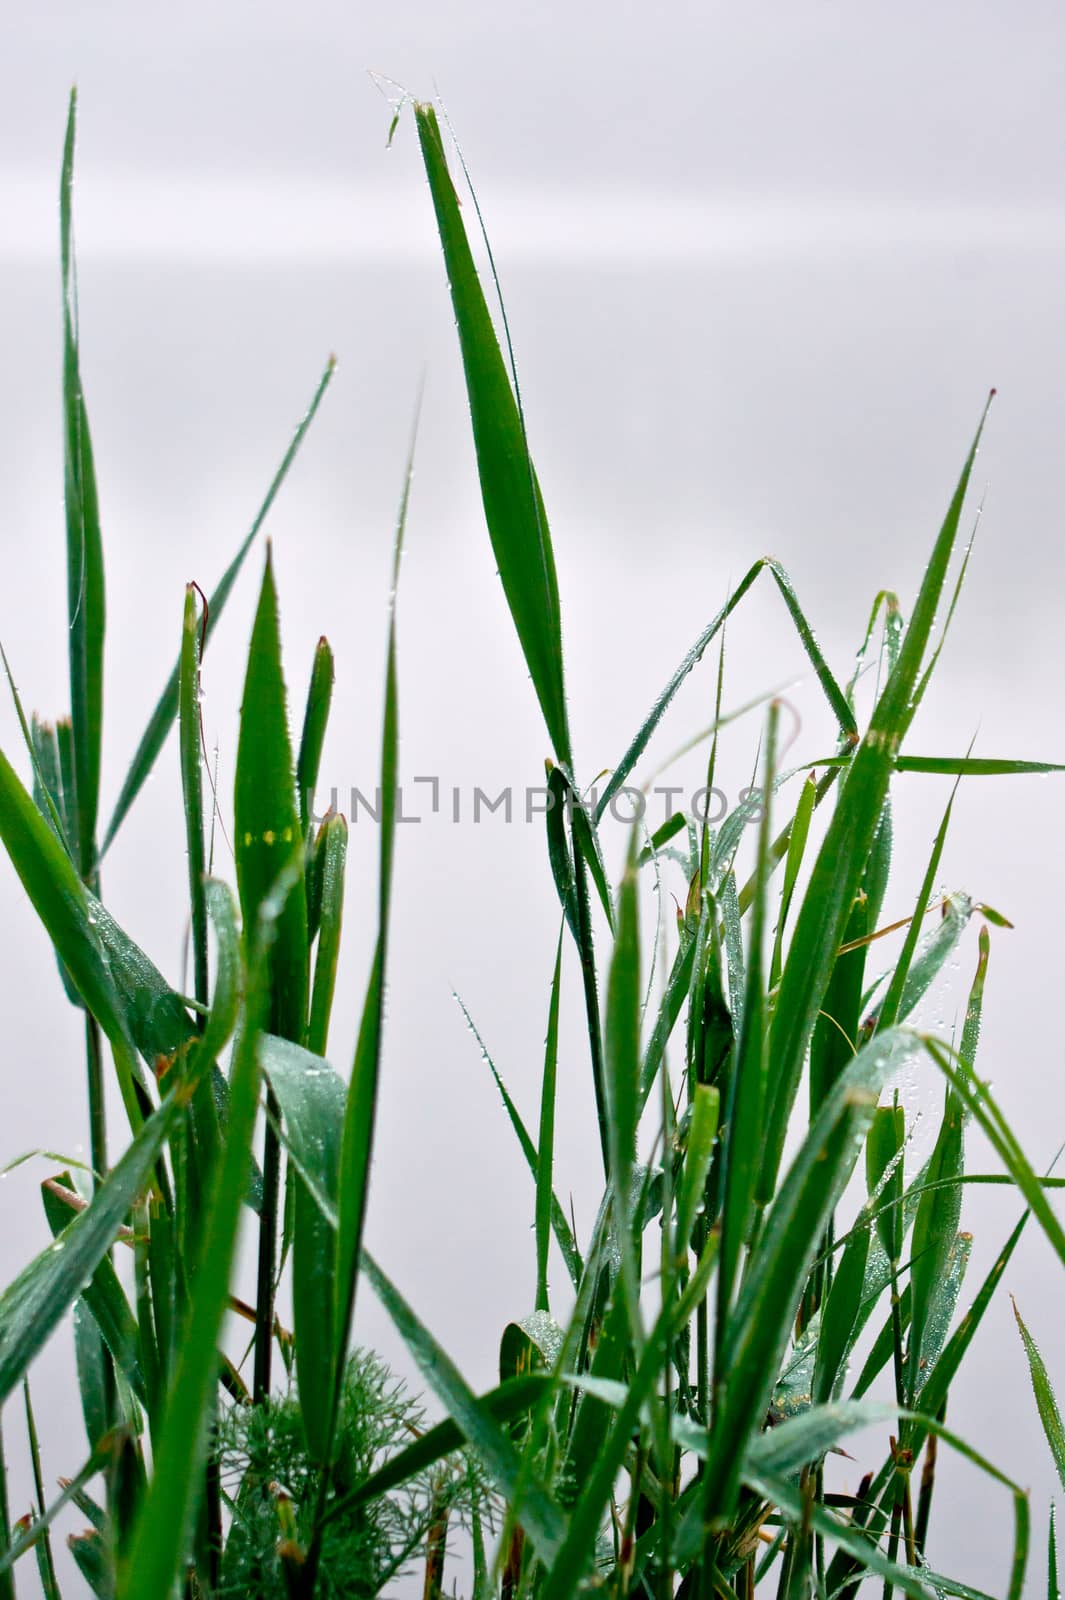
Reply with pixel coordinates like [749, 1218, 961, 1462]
[102, 356, 335, 853]
[455, 994, 582, 1292]
[117, 880, 278, 1600]
[598, 558, 857, 822]
[325, 402, 417, 1510]
[61, 87, 105, 882]
[0, 1437, 109, 1582]
[41, 1179, 145, 1409]
[759, 401, 991, 1205]
[361, 1250, 565, 1562]
[0, 1093, 176, 1405]
[1013, 1300, 1065, 1494]
[414, 103, 571, 768]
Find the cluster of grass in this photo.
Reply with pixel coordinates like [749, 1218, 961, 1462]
[0, 86, 1063, 1599]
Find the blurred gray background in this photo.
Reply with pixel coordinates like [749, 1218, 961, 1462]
[0, 1, 1063, 1593]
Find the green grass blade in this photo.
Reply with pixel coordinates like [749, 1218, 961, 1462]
[260, 1035, 344, 1462]
[41, 1178, 145, 1409]
[60, 87, 105, 881]
[362, 1250, 565, 1562]
[812, 1204, 871, 1403]
[102, 357, 335, 853]
[535, 935, 563, 1313]
[708, 1030, 913, 1523]
[306, 813, 348, 1054]
[0, 1439, 107, 1583]
[234, 548, 307, 1042]
[924, 1036, 1065, 1269]
[118, 880, 276, 1600]
[896, 756, 1065, 776]
[1013, 1300, 1065, 1494]
[0, 1095, 176, 1405]
[604, 832, 642, 1323]
[908, 1088, 964, 1408]
[455, 995, 582, 1291]
[1050, 1504, 1059, 1600]
[598, 559, 856, 822]
[760, 404, 990, 1203]
[770, 768, 817, 989]
[179, 587, 209, 1013]
[234, 547, 307, 1403]
[544, 1233, 719, 1599]
[719, 703, 777, 1321]
[296, 636, 334, 839]
[23, 1380, 62, 1599]
[674, 1084, 720, 1259]
[329, 409, 415, 1449]
[0, 1417, 11, 1600]
[414, 103, 571, 767]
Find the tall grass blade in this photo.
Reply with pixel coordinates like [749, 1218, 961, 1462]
[456, 996, 582, 1291]
[361, 1251, 565, 1561]
[414, 103, 571, 767]
[234, 548, 307, 1402]
[60, 88, 105, 882]
[329, 404, 416, 1456]
[103, 357, 335, 852]
[760, 402, 991, 1203]
[535, 935, 563, 1313]
[598, 558, 856, 822]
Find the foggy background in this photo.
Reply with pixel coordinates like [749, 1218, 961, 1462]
[0, 2, 1063, 1592]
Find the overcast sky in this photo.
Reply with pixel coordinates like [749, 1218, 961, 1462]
[1, 4, 1063, 1595]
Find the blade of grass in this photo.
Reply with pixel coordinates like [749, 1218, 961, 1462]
[0, 1094, 177, 1405]
[598, 557, 857, 823]
[1013, 1300, 1065, 1494]
[102, 356, 336, 853]
[23, 1380, 61, 1599]
[297, 636, 334, 839]
[260, 1035, 344, 1463]
[455, 995, 582, 1292]
[759, 399, 992, 1205]
[306, 814, 347, 1056]
[361, 1250, 565, 1562]
[896, 756, 1065, 776]
[535, 934, 564, 1314]
[414, 103, 571, 768]
[60, 86, 105, 884]
[233, 547, 308, 1403]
